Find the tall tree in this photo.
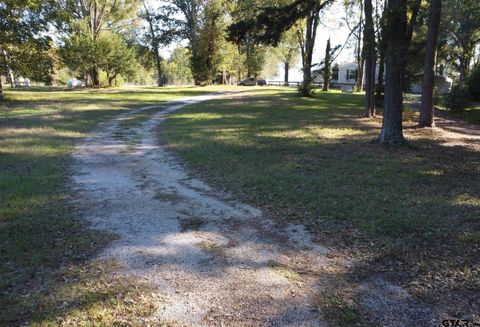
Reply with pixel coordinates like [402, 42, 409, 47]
[0, 0, 55, 100]
[442, 0, 480, 81]
[363, 0, 376, 117]
[167, 0, 204, 84]
[140, 1, 178, 87]
[344, 0, 365, 92]
[419, 0, 442, 127]
[375, 0, 387, 101]
[58, 0, 138, 86]
[378, 0, 408, 145]
[277, 29, 300, 86]
[297, 11, 320, 96]
[188, 0, 229, 85]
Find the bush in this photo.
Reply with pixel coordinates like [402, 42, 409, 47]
[466, 65, 480, 102]
[445, 83, 471, 113]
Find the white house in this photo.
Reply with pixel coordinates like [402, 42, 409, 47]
[314, 63, 452, 94]
[314, 62, 381, 87]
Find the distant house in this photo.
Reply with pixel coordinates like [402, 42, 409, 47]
[315, 63, 452, 94]
[314, 62, 381, 87]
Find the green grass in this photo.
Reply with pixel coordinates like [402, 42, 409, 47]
[0, 85, 233, 325]
[450, 105, 480, 124]
[163, 87, 480, 317]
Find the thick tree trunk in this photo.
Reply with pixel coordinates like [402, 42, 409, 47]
[284, 61, 289, 86]
[419, 0, 441, 128]
[379, 0, 407, 145]
[363, 0, 376, 117]
[323, 38, 331, 92]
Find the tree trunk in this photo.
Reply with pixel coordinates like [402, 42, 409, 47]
[323, 38, 331, 92]
[355, 1, 364, 92]
[419, 0, 441, 128]
[154, 46, 164, 87]
[375, 0, 387, 101]
[2, 49, 15, 88]
[91, 68, 100, 87]
[379, 0, 407, 145]
[300, 10, 319, 97]
[108, 76, 115, 87]
[0, 76, 4, 101]
[406, 0, 422, 52]
[363, 0, 376, 117]
[376, 52, 385, 99]
[284, 61, 289, 86]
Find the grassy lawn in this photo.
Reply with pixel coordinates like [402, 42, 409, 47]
[447, 105, 480, 124]
[164, 88, 480, 319]
[0, 85, 232, 325]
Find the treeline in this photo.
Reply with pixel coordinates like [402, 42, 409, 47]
[229, 0, 480, 144]
[0, 0, 298, 91]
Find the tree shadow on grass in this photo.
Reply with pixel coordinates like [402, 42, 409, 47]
[163, 91, 480, 323]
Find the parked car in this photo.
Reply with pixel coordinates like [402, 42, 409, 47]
[67, 79, 83, 88]
[238, 77, 267, 86]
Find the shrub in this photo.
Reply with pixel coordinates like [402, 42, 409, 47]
[466, 65, 480, 102]
[445, 83, 470, 113]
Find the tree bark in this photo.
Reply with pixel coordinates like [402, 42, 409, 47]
[363, 0, 376, 117]
[2, 48, 15, 88]
[108, 75, 116, 87]
[0, 76, 4, 101]
[91, 68, 100, 87]
[355, 0, 364, 92]
[323, 38, 331, 91]
[379, 0, 407, 145]
[419, 0, 442, 128]
[284, 61, 289, 86]
[300, 10, 319, 96]
[376, 51, 385, 99]
[375, 0, 387, 101]
[154, 46, 164, 87]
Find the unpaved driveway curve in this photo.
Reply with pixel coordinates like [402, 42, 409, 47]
[71, 92, 331, 326]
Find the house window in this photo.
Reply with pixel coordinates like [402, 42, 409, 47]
[346, 69, 358, 81]
[332, 66, 339, 80]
